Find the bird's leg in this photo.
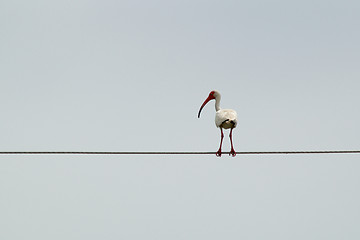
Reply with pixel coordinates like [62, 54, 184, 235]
[229, 128, 236, 157]
[216, 128, 224, 157]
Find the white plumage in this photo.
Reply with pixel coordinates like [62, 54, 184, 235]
[215, 109, 238, 129]
[198, 90, 238, 157]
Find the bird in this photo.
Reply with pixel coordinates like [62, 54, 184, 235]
[198, 90, 238, 157]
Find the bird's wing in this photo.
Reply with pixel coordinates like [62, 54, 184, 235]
[215, 109, 237, 128]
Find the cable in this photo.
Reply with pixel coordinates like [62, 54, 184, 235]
[0, 151, 360, 155]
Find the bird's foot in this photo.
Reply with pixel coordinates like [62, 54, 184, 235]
[229, 148, 236, 157]
[216, 149, 222, 157]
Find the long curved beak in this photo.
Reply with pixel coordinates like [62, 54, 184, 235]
[198, 96, 213, 118]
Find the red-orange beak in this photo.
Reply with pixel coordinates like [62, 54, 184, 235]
[198, 95, 215, 118]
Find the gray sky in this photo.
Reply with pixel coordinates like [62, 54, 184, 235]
[1, 0, 360, 239]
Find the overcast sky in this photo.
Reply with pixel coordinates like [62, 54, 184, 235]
[1, 0, 360, 239]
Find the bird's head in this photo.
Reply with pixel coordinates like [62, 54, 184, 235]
[198, 90, 220, 118]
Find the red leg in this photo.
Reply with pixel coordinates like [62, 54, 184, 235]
[229, 128, 236, 157]
[216, 128, 224, 157]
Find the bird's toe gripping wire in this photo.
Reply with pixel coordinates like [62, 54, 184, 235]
[229, 148, 236, 157]
[216, 149, 222, 157]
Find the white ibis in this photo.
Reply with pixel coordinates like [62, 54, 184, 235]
[198, 90, 237, 157]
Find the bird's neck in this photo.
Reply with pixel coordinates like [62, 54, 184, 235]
[215, 96, 221, 111]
